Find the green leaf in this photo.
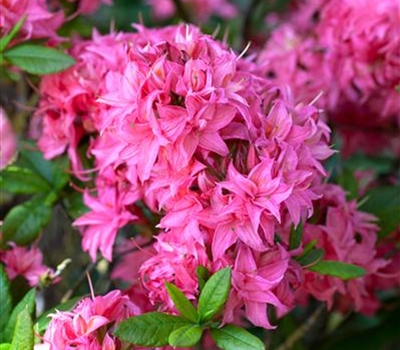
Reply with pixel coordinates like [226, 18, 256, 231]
[1, 195, 53, 246]
[165, 282, 198, 323]
[0, 16, 26, 52]
[338, 169, 358, 200]
[308, 261, 366, 280]
[4, 289, 36, 343]
[62, 191, 89, 220]
[289, 223, 303, 250]
[168, 324, 203, 347]
[360, 186, 400, 237]
[196, 265, 210, 292]
[18, 146, 69, 191]
[198, 267, 231, 322]
[211, 324, 265, 350]
[36, 296, 82, 334]
[9, 308, 34, 350]
[0, 344, 11, 350]
[3, 44, 75, 75]
[296, 248, 324, 267]
[114, 312, 191, 347]
[0, 166, 52, 194]
[0, 266, 12, 342]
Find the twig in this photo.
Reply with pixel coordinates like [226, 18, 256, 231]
[61, 260, 97, 302]
[274, 304, 325, 350]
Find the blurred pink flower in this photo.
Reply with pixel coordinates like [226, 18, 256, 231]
[0, 108, 17, 169]
[146, 0, 237, 22]
[0, 243, 53, 287]
[0, 0, 64, 43]
[70, 0, 112, 14]
[298, 184, 390, 314]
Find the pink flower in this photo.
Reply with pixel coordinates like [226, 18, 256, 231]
[297, 184, 390, 314]
[139, 230, 210, 310]
[35, 24, 333, 328]
[146, 0, 237, 22]
[223, 244, 290, 328]
[257, 0, 400, 156]
[34, 31, 135, 178]
[0, 108, 17, 169]
[71, 0, 113, 14]
[0, 243, 53, 287]
[0, 0, 64, 43]
[73, 187, 138, 261]
[42, 290, 139, 349]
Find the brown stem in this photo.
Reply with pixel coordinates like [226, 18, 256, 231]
[274, 304, 325, 350]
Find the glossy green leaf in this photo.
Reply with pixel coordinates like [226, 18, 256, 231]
[9, 308, 34, 350]
[168, 324, 203, 347]
[114, 312, 191, 347]
[62, 191, 89, 219]
[308, 261, 366, 280]
[289, 223, 303, 250]
[1, 195, 52, 246]
[4, 289, 36, 343]
[198, 267, 231, 322]
[0, 344, 11, 350]
[0, 166, 51, 194]
[4, 44, 75, 75]
[360, 186, 400, 237]
[165, 282, 198, 323]
[296, 248, 324, 267]
[196, 265, 210, 292]
[211, 324, 265, 350]
[18, 146, 69, 192]
[0, 266, 12, 342]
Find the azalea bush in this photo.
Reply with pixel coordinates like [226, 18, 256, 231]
[0, 0, 399, 349]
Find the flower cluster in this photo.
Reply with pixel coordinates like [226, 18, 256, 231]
[40, 290, 139, 349]
[296, 184, 390, 315]
[35, 24, 334, 329]
[257, 0, 400, 155]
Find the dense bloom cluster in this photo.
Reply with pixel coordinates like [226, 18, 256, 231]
[0, 243, 54, 287]
[40, 290, 139, 349]
[0, 0, 64, 42]
[296, 184, 390, 315]
[146, 0, 237, 22]
[35, 24, 334, 328]
[257, 0, 400, 155]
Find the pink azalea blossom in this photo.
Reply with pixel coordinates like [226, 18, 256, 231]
[0, 243, 54, 287]
[0, 0, 64, 43]
[257, 0, 400, 156]
[73, 186, 139, 261]
[69, 0, 113, 14]
[146, 0, 237, 22]
[36, 24, 333, 328]
[223, 244, 291, 329]
[297, 184, 390, 314]
[41, 290, 139, 349]
[0, 108, 17, 169]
